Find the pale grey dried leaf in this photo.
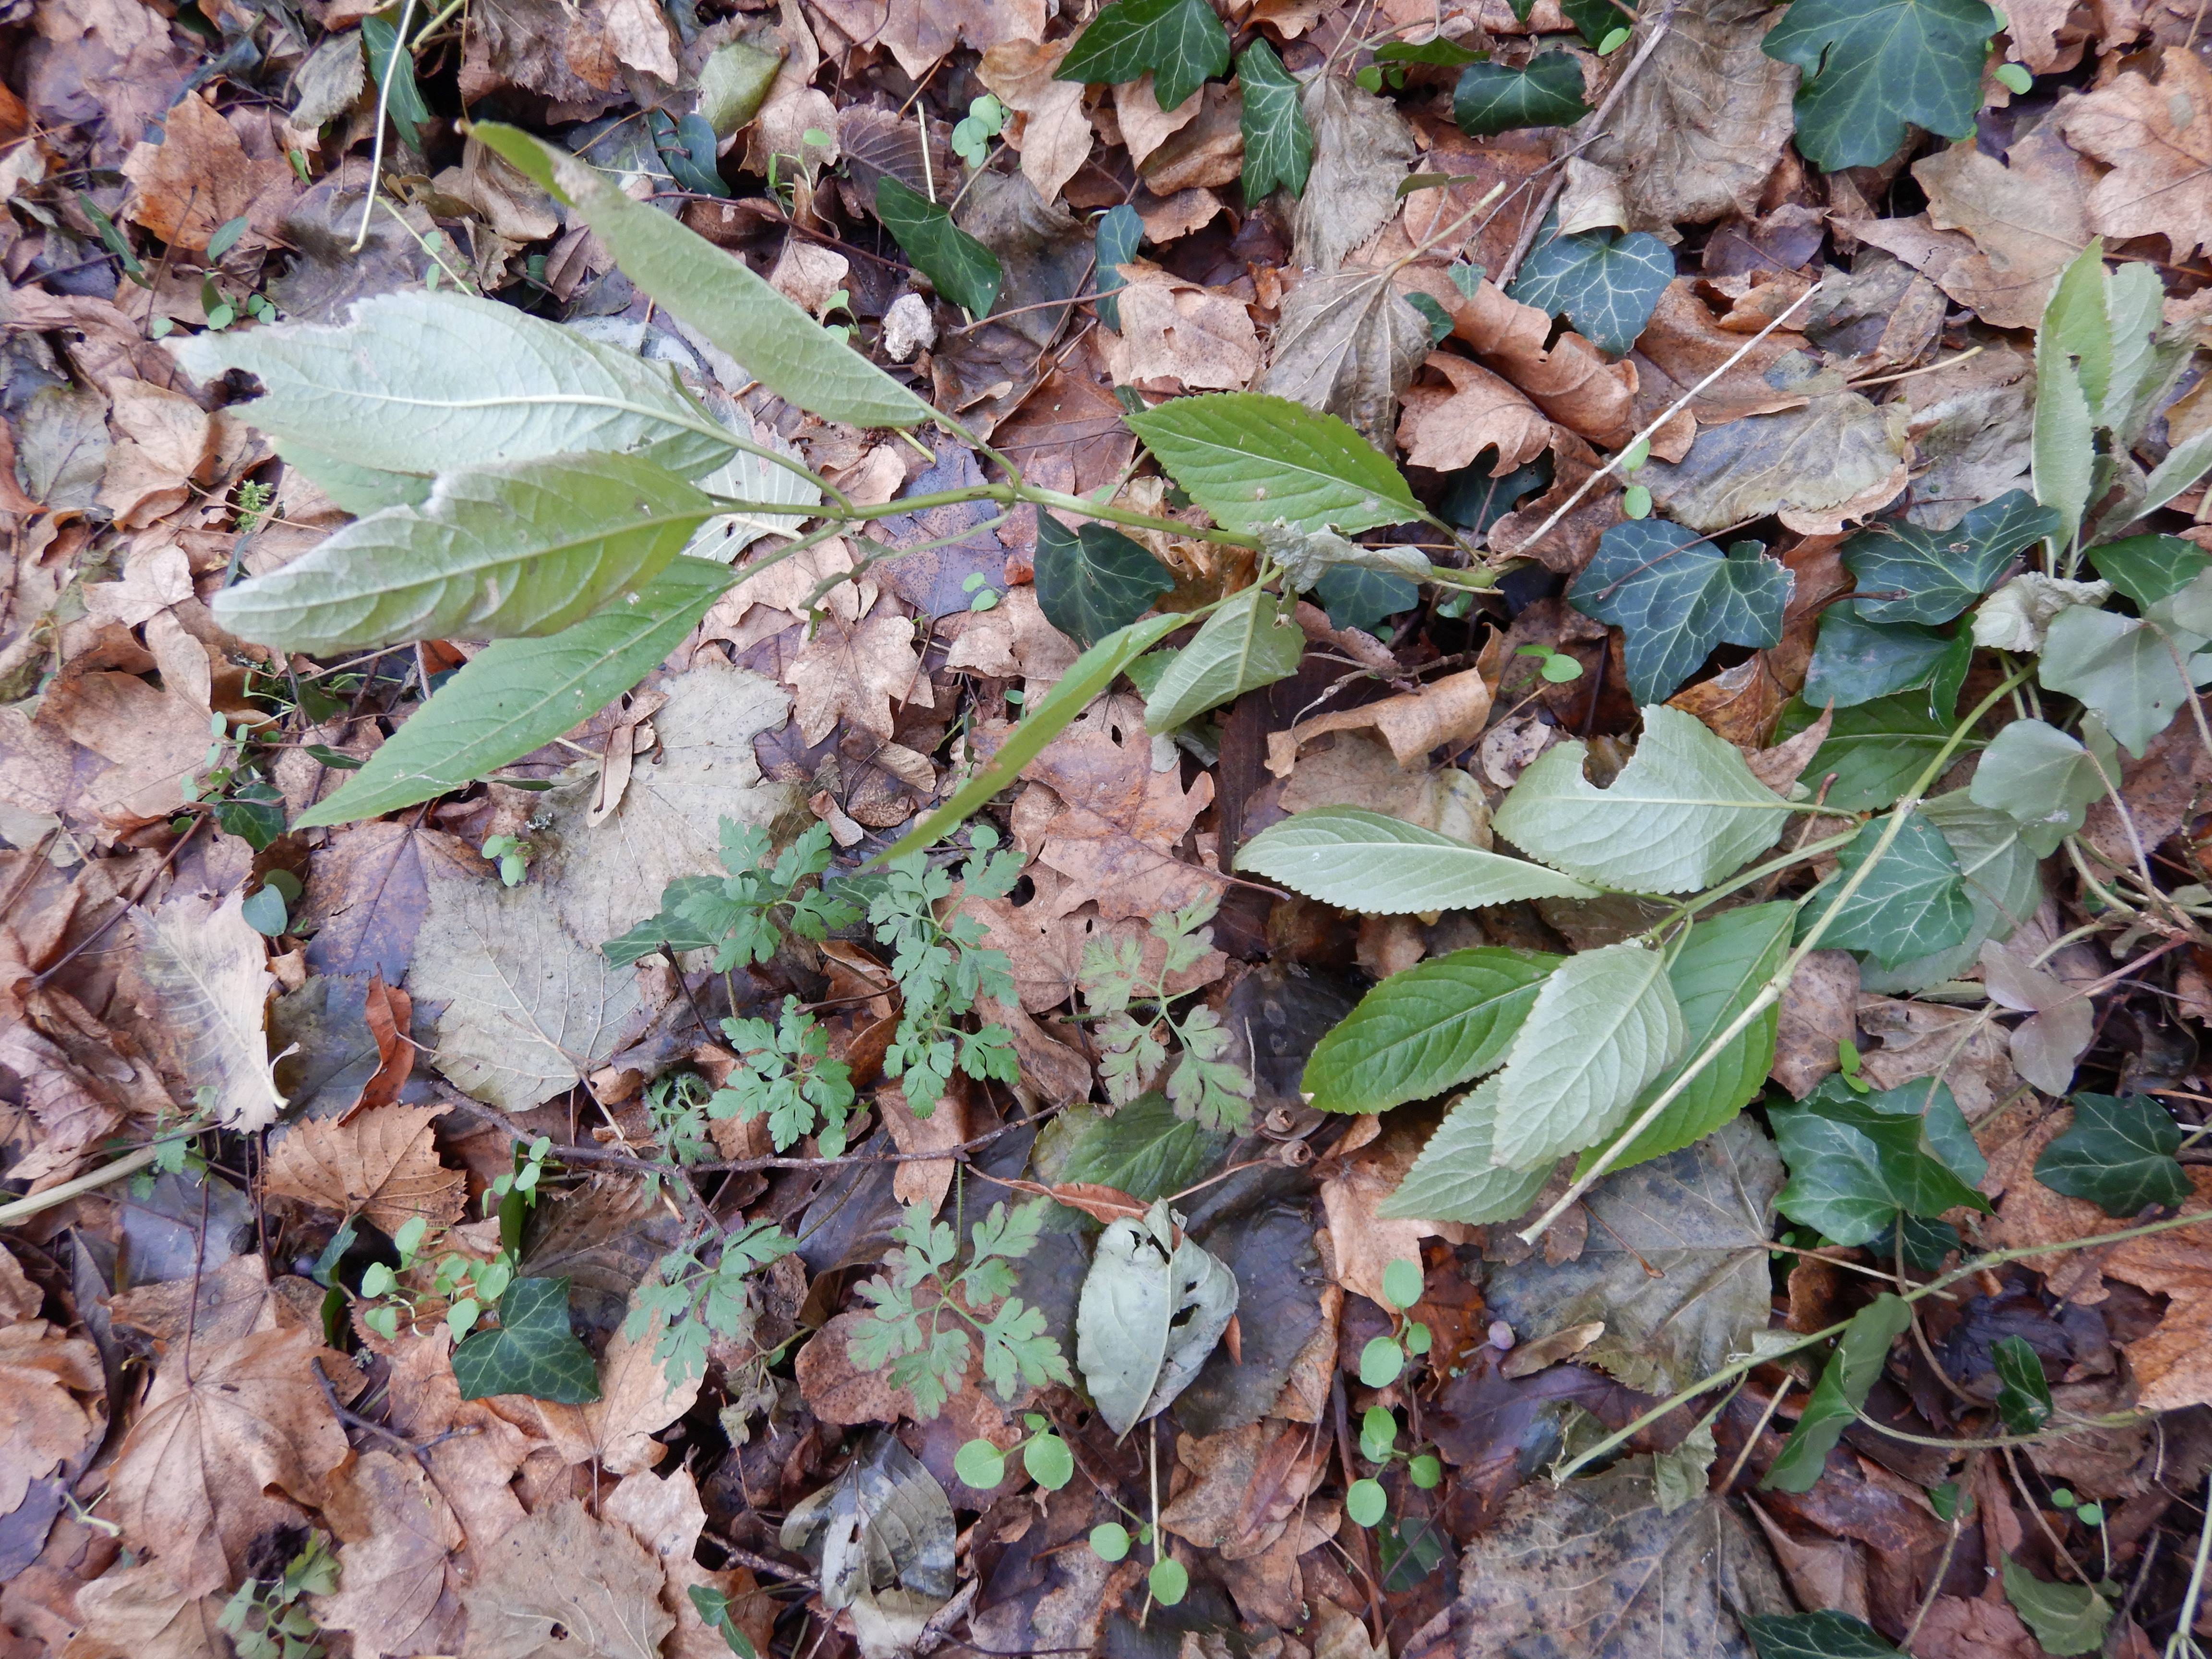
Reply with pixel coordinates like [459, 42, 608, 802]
[1640, 385, 1910, 534]
[1253, 267, 1430, 455]
[781, 1432, 956, 1611]
[1291, 77, 1415, 274]
[290, 30, 366, 128]
[1076, 1200, 1238, 1437]
[132, 890, 283, 1131]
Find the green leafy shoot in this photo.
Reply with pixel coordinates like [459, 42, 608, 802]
[710, 998, 858, 1155]
[1077, 892, 1256, 1132]
[847, 1197, 1074, 1417]
[629, 1218, 797, 1381]
[217, 1532, 339, 1659]
[867, 829, 1023, 1116]
[606, 819, 858, 969]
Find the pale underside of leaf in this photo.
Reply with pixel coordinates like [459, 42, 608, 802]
[1235, 806, 1599, 914]
[1491, 940, 1686, 1170]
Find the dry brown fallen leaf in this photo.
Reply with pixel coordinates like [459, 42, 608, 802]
[129, 887, 283, 1132]
[1395, 352, 1551, 476]
[1629, 278, 1813, 432]
[1158, 1420, 1329, 1560]
[604, 1465, 776, 1659]
[311, 1449, 468, 1659]
[1319, 1116, 1473, 1310]
[63, 1557, 229, 1659]
[92, 383, 222, 530]
[787, 611, 933, 745]
[505, 1286, 700, 1475]
[380, 1331, 533, 1557]
[1768, 950, 1861, 1098]
[0, 1318, 101, 1515]
[105, 1254, 292, 1356]
[1099, 263, 1262, 393]
[977, 41, 1091, 206]
[119, 90, 294, 252]
[459, 1498, 672, 1659]
[878, 1081, 967, 1213]
[1399, 268, 1642, 451]
[263, 1102, 466, 1237]
[1265, 666, 1493, 777]
[2060, 46, 2212, 261]
[1641, 382, 1910, 535]
[35, 669, 215, 829]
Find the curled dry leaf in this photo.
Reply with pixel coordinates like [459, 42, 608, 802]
[1265, 665, 1494, 777]
[1100, 263, 1262, 392]
[1628, 278, 1813, 432]
[130, 888, 283, 1132]
[1395, 352, 1552, 476]
[264, 1103, 466, 1237]
[977, 41, 1092, 207]
[2060, 46, 2212, 261]
[0, 1319, 102, 1514]
[1401, 268, 1640, 450]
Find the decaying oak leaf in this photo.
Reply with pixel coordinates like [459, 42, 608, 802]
[788, 612, 934, 744]
[0, 1319, 102, 1514]
[264, 1103, 466, 1237]
[1395, 353, 1552, 476]
[460, 1499, 673, 1659]
[130, 888, 283, 1132]
[312, 1450, 468, 1659]
[1640, 383, 1910, 534]
[108, 1326, 354, 1596]
[2061, 46, 2212, 262]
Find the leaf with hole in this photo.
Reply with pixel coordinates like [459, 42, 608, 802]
[1142, 584, 1305, 731]
[1507, 215, 1675, 354]
[1124, 392, 1422, 536]
[1075, 1200, 1238, 1437]
[2032, 1093, 2190, 1217]
[1490, 941, 1685, 1170]
[1760, 0, 2002, 170]
[1800, 812, 1973, 969]
[1451, 55, 1589, 137]
[1034, 515, 1172, 649]
[1238, 39, 1311, 200]
[1569, 521, 1791, 704]
[1235, 807, 1598, 914]
[450, 1277, 600, 1403]
[1840, 492, 2058, 625]
[1055, 0, 1230, 109]
[1303, 946, 1559, 1113]
[874, 177, 1002, 318]
[1761, 1292, 1910, 1491]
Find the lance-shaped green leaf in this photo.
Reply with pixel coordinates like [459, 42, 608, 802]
[1840, 492, 2058, 625]
[2090, 533, 2211, 607]
[1770, 1083, 1990, 1245]
[451, 1277, 600, 1402]
[1377, 1079, 1552, 1225]
[1570, 521, 1791, 704]
[1800, 812, 1973, 968]
[2038, 604, 2193, 757]
[1775, 693, 1962, 812]
[1451, 54, 1588, 137]
[1234, 807, 1598, 914]
[474, 123, 936, 431]
[1124, 392, 1421, 535]
[171, 290, 733, 489]
[213, 453, 716, 653]
[2002, 1559, 2111, 1658]
[1055, 0, 1230, 109]
[1093, 203, 1143, 333]
[1575, 902, 1794, 1175]
[1760, 0, 2001, 170]
[1034, 514, 1172, 648]
[1991, 1335, 2052, 1434]
[2033, 1093, 2190, 1216]
[1507, 216, 1674, 355]
[1142, 584, 1304, 731]
[297, 556, 731, 828]
[874, 177, 1002, 318]
[1967, 717, 2110, 856]
[1761, 1293, 1911, 1491]
[1303, 947, 1559, 1114]
[2033, 249, 2104, 550]
[1490, 940, 1685, 1170]
[1237, 40, 1311, 199]
[1076, 1200, 1238, 1436]
[1741, 1611, 1907, 1659]
[362, 12, 431, 150]
[1801, 602, 1954, 710]
[1493, 705, 1791, 893]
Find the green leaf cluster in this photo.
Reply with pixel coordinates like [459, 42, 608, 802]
[1078, 893, 1255, 1130]
[605, 819, 857, 969]
[1770, 1076, 1989, 1249]
[866, 830, 1023, 1115]
[630, 1219, 797, 1381]
[711, 1000, 857, 1156]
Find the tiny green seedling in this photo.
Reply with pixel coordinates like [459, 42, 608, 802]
[481, 833, 531, 886]
[956, 1415, 1075, 1491]
[951, 95, 1006, 168]
[1516, 643, 1585, 684]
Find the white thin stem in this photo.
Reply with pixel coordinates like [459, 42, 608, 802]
[353, 0, 423, 252]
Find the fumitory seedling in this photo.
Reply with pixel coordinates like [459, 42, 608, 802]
[606, 818, 858, 969]
[866, 827, 1022, 1116]
[631, 1218, 798, 1381]
[1077, 891, 1255, 1131]
[709, 998, 857, 1156]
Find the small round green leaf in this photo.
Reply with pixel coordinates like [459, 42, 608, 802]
[1359, 1336, 1406, 1388]
[1360, 1406, 1397, 1462]
[2076, 1502, 2104, 1526]
[1346, 1479, 1388, 1527]
[1622, 483, 1652, 519]
[1539, 650, 1585, 683]
[1404, 1321, 1432, 1357]
[1597, 25, 1631, 51]
[955, 1439, 1007, 1489]
[1149, 1558, 1189, 1605]
[1381, 1259, 1423, 1310]
[1409, 1454, 1442, 1490]
[1996, 61, 2032, 93]
[1024, 1433, 1075, 1490]
[361, 1262, 397, 1298]
[1090, 1522, 1130, 1562]
[241, 885, 289, 937]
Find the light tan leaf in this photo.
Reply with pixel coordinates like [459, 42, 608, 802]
[1292, 76, 1415, 274]
[1257, 268, 1432, 456]
[1115, 75, 1202, 168]
[459, 1499, 672, 1659]
[0, 1320, 102, 1513]
[131, 888, 282, 1131]
[879, 1082, 967, 1212]
[1395, 352, 1552, 476]
[1401, 268, 1639, 449]
[605, 1466, 777, 1659]
[1320, 1117, 1471, 1310]
[36, 670, 213, 828]
[1159, 1422, 1328, 1561]
[1628, 278, 1812, 431]
[63, 1559, 228, 1659]
[979, 41, 1092, 206]
[108, 1326, 354, 1596]
[2060, 46, 2212, 260]
[1142, 82, 1243, 195]
[106, 1254, 288, 1356]
[1769, 950, 1860, 1097]
[788, 612, 932, 744]
[381, 1331, 532, 1557]
[313, 1450, 468, 1659]
[1266, 666, 1494, 776]
[264, 1103, 466, 1236]
[1100, 264, 1262, 392]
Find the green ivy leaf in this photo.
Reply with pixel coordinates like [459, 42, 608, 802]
[297, 556, 731, 828]
[1034, 514, 1173, 648]
[1840, 492, 2059, 625]
[1142, 584, 1304, 731]
[1966, 717, 2111, 856]
[1861, 793, 2041, 994]
[1761, 1293, 1911, 1492]
[1800, 813, 1973, 969]
[1569, 521, 1790, 704]
[1506, 216, 1674, 354]
[1124, 392, 1422, 535]
[1492, 705, 1791, 893]
[2001, 1558, 2111, 1658]
[1093, 203, 1143, 333]
[2032, 1093, 2190, 1217]
[1303, 947, 1559, 1114]
[1991, 1335, 2052, 1434]
[1760, 0, 2002, 170]
[1234, 806, 1599, 914]
[1313, 565, 1418, 632]
[451, 1277, 600, 1403]
[1238, 40, 1312, 200]
[2038, 605, 2194, 757]
[1376, 1078, 1554, 1225]
[1770, 1083, 1990, 1246]
[1741, 1610, 1906, 1659]
[1490, 941, 1685, 1170]
[874, 177, 1002, 317]
[2091, 533, 2212, 607]
[1055, 0, 1230, 109]
[1560, 0, 1635, 44]
[1451, 55, 1589, 137]
[1773, 693, 1962, 812]
[1801, 602, 1955, 710]
[213, 453, 715, 653]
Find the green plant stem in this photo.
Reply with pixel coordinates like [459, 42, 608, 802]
[352, 0, 422, 252]
[1641, 825, 1866, 939]
[1556, 1201, 2212, 1484]
[0, 1118, 215, 1226]
[1517, 663, 2036, 1246]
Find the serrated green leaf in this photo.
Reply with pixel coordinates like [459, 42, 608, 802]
[1124, 392, 1422, 536]
[1801, 812, 1973, 969]
[1055, 0, 1230, 109]
[451, 1276, 600, 1402]
[1770, 1082, 1990, 1246]
[1234, 806, 1599, 914]
[2038, 604, 2193, 757]
[1570, 522, 1790, 704]
[1303, 947, 1558, 1114]
[297, 556, 731, 828]
[1142, 584, 1304, 731]
[874, 177, 1002, 317]
[1991, 1334, 2052, 1433]
[1493, 705, 1791, 893]
[1775, 694, 1963, 812]
[2090, 533, 2211, 607]
[213, 453, 715, 653]
[1802, 602, 1954, 710]
[1094, 203, 1143, 333]
[1575, 902, 1793, 1175]
[2001, 1558, 2111, 1657]
[1761, 1292, 1910, 1492]
[1491, 941, 1685, 1169]
[1743, 1608, 1905, 1659]
[1034, 514, 1172, 648]
[1035, 1093, 1226, 1204]
[1506, 215, 1674, 354]
[1967, 717, 2107, 856]
[171, 290, 733, 486]
[473, 123, 935, 430]
[1238, 40, 1311, 200]
[1451, 54, 1588, 137]
[1840, 492, 2059, 625]
[1076, 1201, 1238, 1437]
[2032, 1093, 2189, 1217]
[1377, 1078, 1553, 1224]
[1861, 792, 2041, 993]
[1760, 0, 2000, 170]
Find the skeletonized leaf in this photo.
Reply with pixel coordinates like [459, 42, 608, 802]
[1124, 392, 1422, 535]
[1076, 1201, 1238, 1437]
[133, 889, 284, 1131]
[1377, 1080, 1553, 1224]
[1492, 705, 1792, 892]
[299, 557, 732, 828]
[1033, 515, 1173, 649]
[1570, 521, 1791, 704]
[213, 453, 716, 653]
[875, 178, 1002, 317]
[1303, 947, 1559, 1114]
[1235, 807, 1599, 913]
[1490, 941, 1685, 1170]
[1507, 216, 1675, 355]
[1142, 584, 1304, 731]
[1238, 40, 1311, 199]
[1451, 55, 1588, 137]
[1055, 0, 1231, 110]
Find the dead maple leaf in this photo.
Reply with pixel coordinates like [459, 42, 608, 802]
[0, 1319, 102, 1515]
[129, 888, 283, 1131]
[312, 1450, 468, 1659]
[604, 1465, 776, 1659]
[1395, 352, 1551, 476]
[2061, 46, 2212, 261]
[379, 1332, 532, 1558]
[108, 1325, 354, 1596]
[106, 1254, 292, 1356]
[459, 1499, 671, 1659]
[1100, 264, 1262, 392]
[263, 1102, 466, 1236]
[787, 611, 933, 745]
[64, 1558, 229, 1659]
[978, 40, 1094, 206]
[94, 382, 222, 530]
[120, 91, 294, 253]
